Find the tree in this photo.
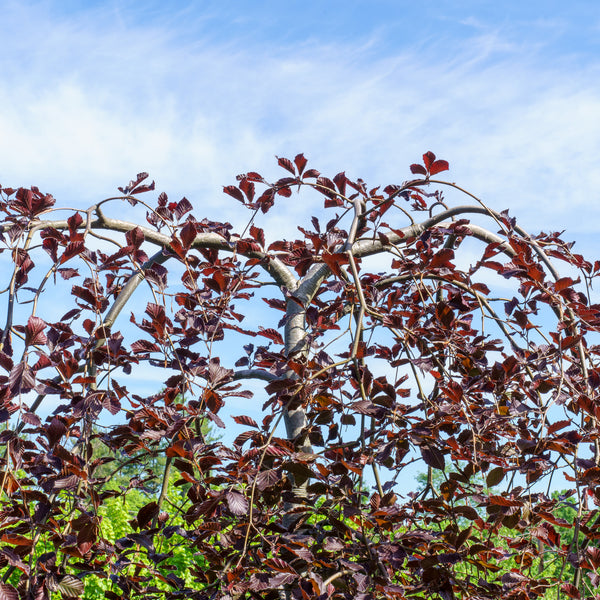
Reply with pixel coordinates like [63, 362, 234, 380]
[1, 152, 600, 599]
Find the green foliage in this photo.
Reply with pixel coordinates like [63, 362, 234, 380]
[9, 421, 217, 598]
[83, 468, 205, 597]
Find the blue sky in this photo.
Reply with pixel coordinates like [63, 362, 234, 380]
[1, 0, 599, 244]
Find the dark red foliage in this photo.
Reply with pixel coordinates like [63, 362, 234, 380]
[1, 154, 600, 599]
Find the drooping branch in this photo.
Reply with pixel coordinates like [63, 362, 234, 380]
[21, 211, 299, 291]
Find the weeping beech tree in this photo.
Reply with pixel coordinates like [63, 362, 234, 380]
[2, 153, 600, 599]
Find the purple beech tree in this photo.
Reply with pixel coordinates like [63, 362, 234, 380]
[1, 153, 600, 599]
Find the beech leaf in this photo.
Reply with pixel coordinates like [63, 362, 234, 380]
[421, 447, 445, 471]
[226, 491, 249, 515]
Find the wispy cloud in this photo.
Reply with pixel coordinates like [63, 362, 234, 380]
[0, 2, 599, 252]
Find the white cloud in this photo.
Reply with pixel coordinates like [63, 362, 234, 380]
[0, 2, 599, 254]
